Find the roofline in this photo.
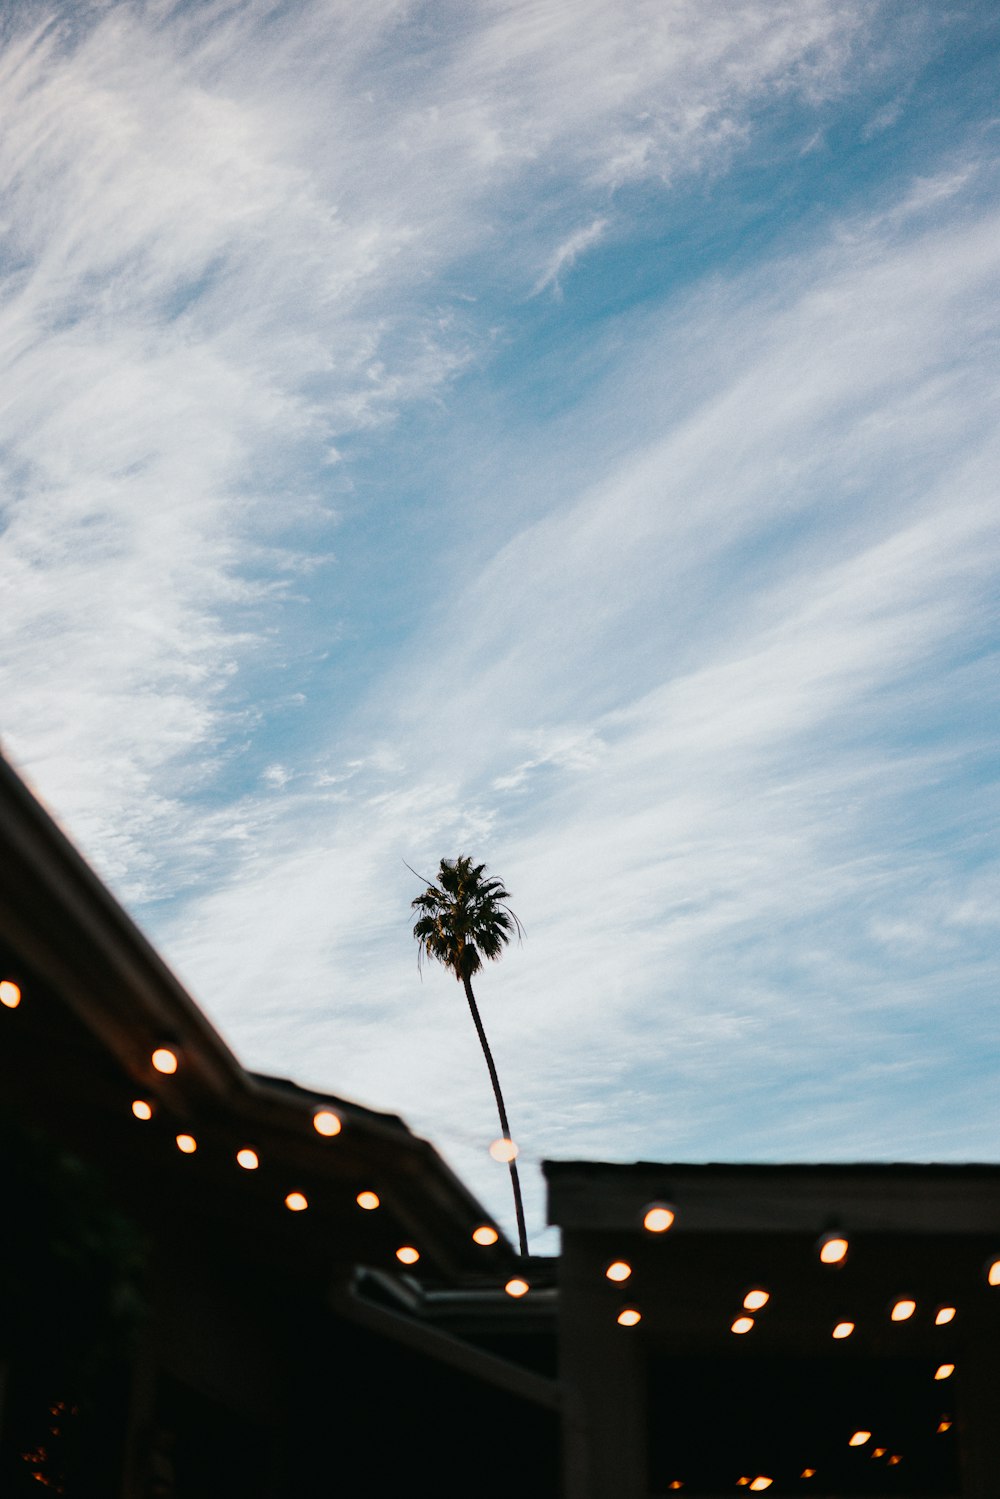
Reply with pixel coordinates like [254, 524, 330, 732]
[544, 1159, 1000, 1235]
[332, 1271, 561, 1411]
[545, 1160, 1000, 1177]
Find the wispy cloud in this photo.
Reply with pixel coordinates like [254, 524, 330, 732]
[532, 216, 609, 297]
[0, 0, 871, 898]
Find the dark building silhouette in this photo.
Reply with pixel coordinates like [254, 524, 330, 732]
[547, 1161, 999, 1497]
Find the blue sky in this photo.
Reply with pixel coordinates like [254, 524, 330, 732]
[1, 0, 999, 1252]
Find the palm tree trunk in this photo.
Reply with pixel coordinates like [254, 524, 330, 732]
[461, 973, 529, 1257]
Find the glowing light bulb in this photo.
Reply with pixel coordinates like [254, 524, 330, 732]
[749, 1480, 773, 1492]
[505, 1277, 529, 1298]
[731, 1316, 754, 1335]
[819, 1233, 848, 1264]
[396, 1245, 420, 1265]
[236, 1148, 259, 1170]
[743, 1288, 769, 1311]
[617, 1308, 641, 1326]
[871, 1448, 886, 1459]
[891, 1298, 916, 1321]
[849, 1431, 871, 1447]
[668, 1483, 683, 1491]
[832, 1321, 855, 1339]
[151, 1047, 178, 1074]
[313, 1109, 341, 1137]
[988, 1259, 1000, 1287]
[285, 1191, 308, 1211]
[801, 1471, 816, 1480]
[472, 1224, 498, 1245]
[936, 1421, 952, 1434]
[175, 1134, 197, 1154]
[935, 1305, 956, 1325]
[489, 1137, 518, 1162]
[131, 1099, 153, 1120]
[356, 1191, 380, 1210]
[642, 1202, 675, 1233]
[0, 979, 21, 1008]
[887, 1456, 902, 1467]
[935, 1364, 955, 1381]
[606, 1261, 632, 1283]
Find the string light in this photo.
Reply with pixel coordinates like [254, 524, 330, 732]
[801, 1471, 816, 1479]
[0, 979, 21, 1008]
[871, 1448, 886, 1459]
[743, 1289, 769, 1311]
[472, 1225, 498, 1245]
[505, 1277, 529, 1298]
[617, 1308, 641, 1327]
[936, 1421, 952, 1434]
[749, 1479, 773, 1491]
[175, 1134, 197, 1154]
[313, 1109, 341, 1137]
[285, 1192, 308, 1212]
[151, 1047, 178, 1074]
[396, 1246, 420, 1265]
[606, 1261, 632, 1283]
[935, 1364, 955, 1381]
[131, 1100, 153, 1121]
[818, 1232, 848, 1265]
[848, 1431, 870, 1447]
[832, 1321, 855, 1339]
[489, 1138, 519, 1162]
[236, 1149, 259, 1170]
[890, 1298, 916, 1321]
[935, 1306, 956, 1325]
[357, 1191, 380, 1210]
[642, 1202, 675, 1233]
[731, 1316, 754, 1335]
[987, 1258, 1000, 1287]
[887, 1456, 902, 1467]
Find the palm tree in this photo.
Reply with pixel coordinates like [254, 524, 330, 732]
[411, 856, 528, 1257]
